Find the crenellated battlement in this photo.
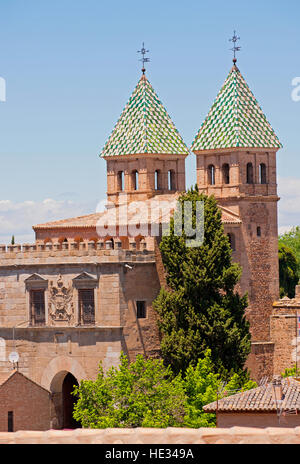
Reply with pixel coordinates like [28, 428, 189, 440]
[0, 238, 155, 266]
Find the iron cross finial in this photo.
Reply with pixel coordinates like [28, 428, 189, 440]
[137, 42, 150, 74]
[229, 31, 241, 64]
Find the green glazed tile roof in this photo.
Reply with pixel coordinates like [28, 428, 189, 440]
[191, 65, 282, 151]
[100, 74, 189, 157]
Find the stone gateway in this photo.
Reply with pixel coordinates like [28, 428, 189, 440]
[0, 61, 290, 431]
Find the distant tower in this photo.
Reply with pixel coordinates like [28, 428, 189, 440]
[100, 44, 188, 204]
[191, 37, 282, 347]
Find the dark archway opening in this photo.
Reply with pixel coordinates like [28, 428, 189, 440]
[62, 373, 81, 429]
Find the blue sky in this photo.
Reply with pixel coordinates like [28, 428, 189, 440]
[0, 0, 299, 243]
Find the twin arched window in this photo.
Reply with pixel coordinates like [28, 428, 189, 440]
[208, 164, 230, 185]
[247, 162, 267, 184]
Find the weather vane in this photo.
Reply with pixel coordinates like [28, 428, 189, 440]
[229, 31, 241, 64]
[137, 42, 150, 74]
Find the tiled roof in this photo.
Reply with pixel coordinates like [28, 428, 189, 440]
[191, 65, 282, 151]
[203, 378, 300, 413]
[100, 74, 189, 157]
[33, 199, 241, 230]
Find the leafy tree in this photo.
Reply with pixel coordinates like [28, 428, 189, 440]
[72, 353, 187, 428]
[153, 187, 251, 377]
[183, 349, 257, 428]
[11, 235, 15, 245]
[279, 226, 300, 275]
[72, 350, 256, 429]
[278, 243, 299, 298]
[281, 365, 300, 378]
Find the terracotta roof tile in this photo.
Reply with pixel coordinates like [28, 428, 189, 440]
[33, 198, 241, 230]
[203, 378, 300, 413]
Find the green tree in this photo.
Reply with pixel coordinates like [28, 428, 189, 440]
[281, 365, 300, 378]
[72, 351, 257, 429]
[183, 349, 257, 428]
[153, 187, 251, 377]
[11, 235, 15, 245]
[279, 226, 300, 275]
[72, 353, 187, 428]
[278, 243, 299, 298]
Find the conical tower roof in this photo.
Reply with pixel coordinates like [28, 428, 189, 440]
[100, 74, 189, 157]
[191, 65, 282, 151]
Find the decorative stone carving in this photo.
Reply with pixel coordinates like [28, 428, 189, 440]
[48, 275, 74, 324]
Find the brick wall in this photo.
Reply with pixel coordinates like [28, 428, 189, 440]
[0, 372, 51, 432]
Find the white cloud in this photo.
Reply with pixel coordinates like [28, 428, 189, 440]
[0, 198, 99, 244]
[278, 176, 300, 231]
[0, 177, 299, 245]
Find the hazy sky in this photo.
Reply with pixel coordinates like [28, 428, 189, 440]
[0, 0, 299, 243]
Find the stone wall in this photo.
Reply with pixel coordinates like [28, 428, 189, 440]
[1, 427, 300, 444]
[0, 242, 161, 428]
[271, 285, 300, 375]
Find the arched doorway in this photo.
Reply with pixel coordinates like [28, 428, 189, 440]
[62, 373, 81, 429]
[49, 370, 81, 429]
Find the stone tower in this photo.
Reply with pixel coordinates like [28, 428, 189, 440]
[191, 63, 282, 376]
[101, 73, 189, 205]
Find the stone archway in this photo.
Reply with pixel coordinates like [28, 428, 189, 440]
[49, 370, 81, 429]
[40, 357, 87, 429]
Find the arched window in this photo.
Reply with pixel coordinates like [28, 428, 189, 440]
[168, 170, 176, 191]
[257, 226, 261, 237]
[246, 163, 254, 184]
[117, 171, 124, 191]
[155, 170, 161, 190]
[227, 233, 236, 251]
[132, 170, 139, 191]
[208, 165, 216, 185]
[259, 163, 267, 184]
[222, 163, 230, 184]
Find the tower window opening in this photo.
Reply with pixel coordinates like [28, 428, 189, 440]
[155, 170, 161, 190]
[132, 170, 139, 190]
[168, 170, 176, 190]
[117, 171, 124, 191]
[227, 233, 236, 251]
[257, 226, 261, 237]
[208, 165, 216, 185]
[259, 163, 267, 184]
[246, 163, 254, 184]
[222, 163, 230, 184]
[136, 300, 146, 319]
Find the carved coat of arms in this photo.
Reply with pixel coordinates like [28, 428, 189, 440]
[48, 275, 74, 324]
